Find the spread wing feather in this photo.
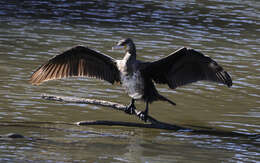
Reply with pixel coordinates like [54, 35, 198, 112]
[30, 46, 120, 85]
[143, 47, 232, 89]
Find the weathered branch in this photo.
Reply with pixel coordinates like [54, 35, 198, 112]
[42, 94, 187, 131]
[41, 94, 260, 139]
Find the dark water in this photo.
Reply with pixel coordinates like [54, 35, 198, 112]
[0, 0, 259, 162]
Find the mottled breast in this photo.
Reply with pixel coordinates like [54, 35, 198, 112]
[116, 60, 144, 99]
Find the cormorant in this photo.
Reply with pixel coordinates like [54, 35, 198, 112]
[30, 38, 232, 121]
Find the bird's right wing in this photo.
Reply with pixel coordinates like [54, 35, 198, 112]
[30, 46, 120, 85]
[142, 47, 232, 89]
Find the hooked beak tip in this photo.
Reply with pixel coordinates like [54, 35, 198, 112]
[112, 45, 124, 51]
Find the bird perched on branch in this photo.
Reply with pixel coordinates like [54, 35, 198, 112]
[30, 38, 232, 121]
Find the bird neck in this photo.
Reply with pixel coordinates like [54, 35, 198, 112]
[123, 51, 136, 64]
[123, 44, 136, 62]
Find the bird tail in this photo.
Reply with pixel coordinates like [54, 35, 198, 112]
[159, 95, 176, 106]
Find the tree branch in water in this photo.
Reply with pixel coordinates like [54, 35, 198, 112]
[41, 94, 188, 131]
[41, 94, 260, 139]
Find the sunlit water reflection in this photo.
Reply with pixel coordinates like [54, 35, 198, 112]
[0, 0, 259, 162]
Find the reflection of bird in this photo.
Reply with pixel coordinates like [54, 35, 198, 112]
[30, 38, 232, 121]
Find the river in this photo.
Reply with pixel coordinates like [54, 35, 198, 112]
[0, 0, 259, 162]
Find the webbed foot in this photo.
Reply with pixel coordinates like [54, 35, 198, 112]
[124, 103, 136, 115]
[137, 111, 148, 122]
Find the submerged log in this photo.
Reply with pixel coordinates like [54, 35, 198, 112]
[42, 94, 188, 131]
[41, 94, 260, 139]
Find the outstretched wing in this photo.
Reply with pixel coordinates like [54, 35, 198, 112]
[143, 47, 232, 89]
[30, 46, 120, 85]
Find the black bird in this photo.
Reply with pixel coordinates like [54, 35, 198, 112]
[30, 38, 232, 121]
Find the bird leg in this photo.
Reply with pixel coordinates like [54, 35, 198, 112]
[137, 101, 149, 122]
[124, 99, 136, 114]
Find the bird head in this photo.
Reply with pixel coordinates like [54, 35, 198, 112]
[112, 38, 135, 53]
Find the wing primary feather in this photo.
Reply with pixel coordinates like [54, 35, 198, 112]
[30, 46, 121, 85]
[216, 72, 225, 83]
[50, 64, 59, 79]
[61, 63, 68, 78]
[37, 63, 54, 83]
[144, 47, 232, 89]
[56, 63, 64, 79]
[225, 71, 232, 87]
[45, 63, 58, 81]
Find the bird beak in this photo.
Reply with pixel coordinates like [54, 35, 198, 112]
[112, 45, 125, 51]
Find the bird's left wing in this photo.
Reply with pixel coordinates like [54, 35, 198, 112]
[142, 47, 232, 89]
[30, 46, 120, 85]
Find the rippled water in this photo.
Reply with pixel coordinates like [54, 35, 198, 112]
[0, 0, 259, 162]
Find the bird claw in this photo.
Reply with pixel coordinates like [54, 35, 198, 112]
[137, 111, 148, 122]
[124, 104, 136, 115]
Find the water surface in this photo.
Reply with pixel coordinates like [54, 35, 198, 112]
[0, 0, 259, 162]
